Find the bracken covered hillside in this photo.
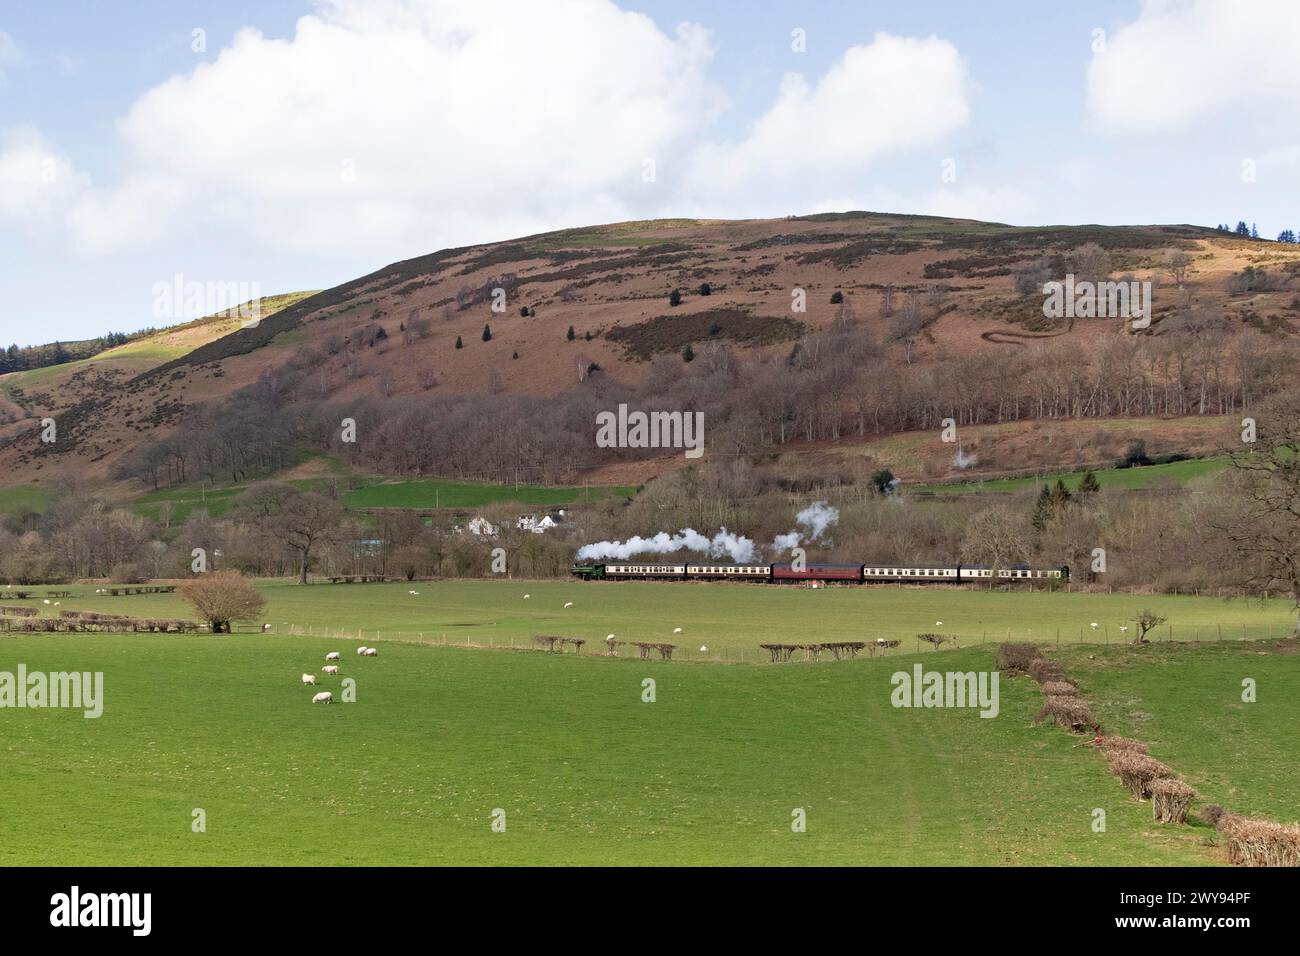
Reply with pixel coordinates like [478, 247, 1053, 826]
[2, 212, 1297, 489]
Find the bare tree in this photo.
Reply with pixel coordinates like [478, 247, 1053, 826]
[238, 483, 345, 584]
[179, 571, 266, 633]
[1131, 610, 1167, 644]
[1165, 249, 1193, 289]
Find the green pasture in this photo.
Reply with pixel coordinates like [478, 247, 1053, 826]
[911, 457, 1231, 496]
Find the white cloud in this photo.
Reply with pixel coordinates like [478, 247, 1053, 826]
[686, 33, 972, 202]
[0, 127, 89, 222]
[71, 0, 726, 254]
[1087, 0, 1300, 132]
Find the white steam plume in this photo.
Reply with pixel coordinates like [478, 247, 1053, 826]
[770, 501, 840, 553]
[576, 528, 756, 563]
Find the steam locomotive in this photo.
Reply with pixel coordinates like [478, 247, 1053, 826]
[569, 562, 1069, 584]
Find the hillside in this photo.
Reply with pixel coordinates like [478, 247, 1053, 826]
[1, 213, 1296, 492]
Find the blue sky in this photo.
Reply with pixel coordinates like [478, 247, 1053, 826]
[1, 0, 1296, 346]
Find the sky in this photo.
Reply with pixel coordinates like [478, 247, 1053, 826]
[0, 0, 1297, 346]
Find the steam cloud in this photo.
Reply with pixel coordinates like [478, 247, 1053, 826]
[771, 501, 840, 552]
[576, 528, 757, 563]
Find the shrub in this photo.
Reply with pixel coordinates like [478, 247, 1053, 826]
[997, 642, 1040, 674]
[481, 324, 492, 342]
[454, 336, 463, 349]
[1027, 658, 1069, 684]
[1034, 695, 1093, 731]
[698, 282, 711, 296]
[917, 633, 947, 650]
[1041, 680, 1078, 697]
[1098, 736, 1147, 756]
[1107, 752, 1174, 799]
[179, 571, 267, 634]
[566, 325, 576, 341]
[1222, 817, 1300, 867]
[681, 343, 695, 362]
[830, 291, 844, 304]
[1150, 779, 1197, 823]
[669, 288, 682, 307]
[1200, 804, 1227, 828]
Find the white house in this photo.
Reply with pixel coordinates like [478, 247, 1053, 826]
[465, 516, 498, 537]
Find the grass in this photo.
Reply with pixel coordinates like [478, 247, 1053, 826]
[131, 476, 637, 523]
[911, 456, 1232, 496]
[0, 484, 50, 515]
[2, 580, 1293, 864]
[340, 478, 637, 510]
[0, 635, 1229, 865]
[8, 579, 1296, 660]
[1059, 641, 1300, 824]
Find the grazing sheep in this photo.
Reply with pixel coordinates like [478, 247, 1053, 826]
[322, 665, 340, 675]
[262, 624, 272, 632]
[1090, 622, 1099, 629]
[606, 633, 616, 641]
[673, 627, 683, 634]
[43, 599, 50, 605]
[408, 590, 419, 595]
[523, 594, 531, 599]
[301, 674, 317, 685]
[935, 621, 943, 626]
[563, 601, 574, 608]
[356, 646, 369, 655]
[361, 647, 378, 656]
[311, 691, 333, 704]
[325, 652, 341, 662]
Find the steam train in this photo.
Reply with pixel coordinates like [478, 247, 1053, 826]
[569, 562, 1069, 584]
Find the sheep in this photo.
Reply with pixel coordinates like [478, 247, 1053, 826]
[563, 601, 574, 608]
[301, 674, 317, 685]
[672, 627, 683, 634]
[361, 647, 378, 657]
[262, 624, 272, 632]
[311, 691, 333, 704]
[935, 621, 943, 626]
[356, 646, 369, 655]
[322, 665, 340, 675]
[1090, 622, 1099, 629]
[523, 594, 531, 599]
[325, 652, 341, 662]
[606, 633, 616, 641]
[408, 590, 419, 595]
[699, 645, 709, 654]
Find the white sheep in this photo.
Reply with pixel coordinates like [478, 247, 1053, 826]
[699, 645, 708, 653]
[408, 590, 419, 595]
[301, 674, 317, 685]
[262, 624, 272, 632]
[361, 647, 378, 656]
[606, 633, 616, 641]
[563, 601, 574, 608]
[311, 691, 333, 704]
[673, 627, 683, 634]
[325, 652, 341, 662]
[523, 593, 531, 599]
[1090, 622, 1099, 629]
[356, 646, 369, 655]
[935, 621, 943, 626]
[322, 665, 340, 675]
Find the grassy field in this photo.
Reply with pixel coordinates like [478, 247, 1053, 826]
[0, 634, 1255, 866]
[0, 484, 50, 515]
[6, 578, 1296, 658]
[2, 579, 1295, 865]
[912, 457, 1231, 496]
[340, 478, 637, 510]
[131, 477, 637, 523]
